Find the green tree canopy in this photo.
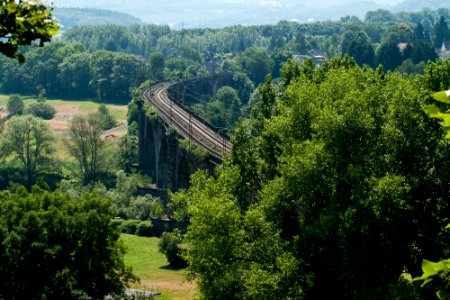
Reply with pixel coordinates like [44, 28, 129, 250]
[6, 94, 24, 116]
[376, 40, 403, 71]
[0, 115, 55, 187]
[433, 16, 449, 48]
[341, 27, 375, 67]
[0, 186, 135, 299]
[0, 0, 58, 61]
[174, 58, 450, 299]
[148, 51, 165, 81]
[66, 113, 108, 184]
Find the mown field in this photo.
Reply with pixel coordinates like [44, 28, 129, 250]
[121, 234, 195, 300]
[0, 95, 128, 160]
[0, 94, 128, 122]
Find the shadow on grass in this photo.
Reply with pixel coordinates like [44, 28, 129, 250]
[159, 264, 187, 271]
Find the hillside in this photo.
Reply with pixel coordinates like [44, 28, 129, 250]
[54, 8, 142, 30]
[393, 0, 450, 12]
[53, 0, 449, 28]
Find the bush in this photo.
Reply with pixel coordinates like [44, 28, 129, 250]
[129, 195, 164, 220]
[112, 218, 125, 231]
[7, 94, 24, 116]
[121, 219, 141, 234]
[98, 104, 117, 130]
[158, 229, 187, 267]
[27, 102, 56, 120]
[135, 221, 154, 237]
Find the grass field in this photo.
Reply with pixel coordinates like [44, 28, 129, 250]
[121, 234, 196, 300]
[0, 95, 128, 120]
[0, 94, 129, 167]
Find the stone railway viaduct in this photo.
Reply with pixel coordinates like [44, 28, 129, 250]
[137, 73, 233, 199]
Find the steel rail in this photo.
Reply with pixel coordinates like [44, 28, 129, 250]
[142, 82, 232, 161]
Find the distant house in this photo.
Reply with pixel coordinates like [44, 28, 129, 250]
[439, 42, 450, 61]
[397, 42, 409, 53]
[292, 54, 328, 66]
[313, 55, 327, 64]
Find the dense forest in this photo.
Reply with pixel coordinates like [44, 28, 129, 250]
[1, 2, 450, 299]
[1, 8, 449, 127]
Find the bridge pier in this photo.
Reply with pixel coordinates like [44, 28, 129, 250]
[138, 101, 215, 202]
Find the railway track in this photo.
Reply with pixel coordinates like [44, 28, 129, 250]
[142, 82, 232, 161]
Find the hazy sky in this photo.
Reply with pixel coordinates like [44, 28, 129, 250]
[54, 0, 410, 28]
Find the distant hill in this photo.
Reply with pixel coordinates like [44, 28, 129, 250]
[53, 1, 449, 28]
[53, 0, 387, 28]
[54, 8, 142, 30]
[393, 0, 450, 12]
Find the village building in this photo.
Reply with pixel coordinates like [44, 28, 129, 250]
[439, 42, 450, 61]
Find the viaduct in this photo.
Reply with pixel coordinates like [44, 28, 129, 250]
[137, 73, 233, 200]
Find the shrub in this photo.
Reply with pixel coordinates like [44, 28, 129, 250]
[112, 218, 125, 231]
[135, 221, 154, 237]
[158, 229, 187, 267]
[7, 94, 24, 116]
[27, 102, 56, 120]
[98, 104, 117, 130]
[129, 195, 164, 220]
[121, 219, 141, 234]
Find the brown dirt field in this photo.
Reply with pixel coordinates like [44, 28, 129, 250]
[139, 279, 196, 300]
[45, 119, 70, 133]
[53, 104, 83, 116]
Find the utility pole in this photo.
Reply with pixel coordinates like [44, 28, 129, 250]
[170, 98, 173, 125]
[189, 113, 192, 152]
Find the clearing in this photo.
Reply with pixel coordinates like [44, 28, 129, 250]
[0, 95, 128, 135]
[121, 234, 196, 300]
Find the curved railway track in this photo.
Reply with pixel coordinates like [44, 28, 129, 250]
[142, 82, 232, 161]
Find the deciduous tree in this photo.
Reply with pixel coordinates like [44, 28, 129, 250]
[0, 0, 59, 62]
[66, 113, 107, 184]
[0, 115, 55, 187]
[0, 186, 135, 299]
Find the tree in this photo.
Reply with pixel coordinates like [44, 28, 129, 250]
[414, 22, 427, 41]
[37, 88, 46, 103]
[365, 9, 397, 23]
[424, 59, 450, 92]
[232, 72, 254, 104]
[6, 94, 24, 116]
[0, 115, 55, 187]
[433, 16, 449, 48]
[238, 48, 273, 85]
[341, 28, 375, 67]
[171, 171, 302, 299]
[0, 186, 135, 299]
[376, 40, 403, 71]
[0, 0, 59, 62]
[410, 40, 438, 64]
[118, 122, 138, 172]
[216, 86, 240, 107]
[174, 59, 450, 299]
[26, 102, 56, 120]
[57, 52, 93, 98]
[148, 51, 165, 81]
[66, 113, 108, 184]
[158, 229, 187, 267]
[97, 104, 117, 130]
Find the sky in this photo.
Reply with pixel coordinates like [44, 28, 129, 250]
[51, 0, 413, 28]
